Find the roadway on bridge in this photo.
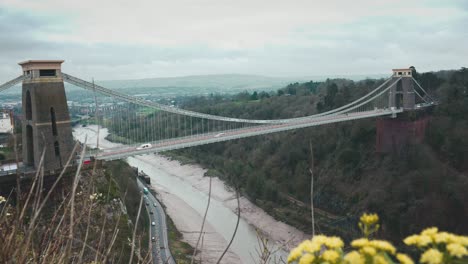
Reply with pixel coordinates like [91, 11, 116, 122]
[98, 108, 400, 160]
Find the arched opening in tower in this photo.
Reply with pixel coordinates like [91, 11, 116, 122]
[50, 107, 58, 136]
[54, 141, 60, 157]
[54, 141, 62, 167]
[394, 79, 403, 108]
[26, 125, 34, 165]
[396, 94, 403, 109]
[25, 90, 32, 120]
[396, 80, 403, 92]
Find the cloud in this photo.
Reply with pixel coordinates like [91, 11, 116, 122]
[0, 0, 467, 81]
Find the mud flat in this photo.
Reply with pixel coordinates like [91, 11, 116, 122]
[74, 125, 308, 263]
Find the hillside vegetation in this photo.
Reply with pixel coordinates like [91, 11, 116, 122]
[107, 68, 468, 242]
[0, 160, 151, 263]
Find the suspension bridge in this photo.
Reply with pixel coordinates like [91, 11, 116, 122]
[0, 61, 435, 163]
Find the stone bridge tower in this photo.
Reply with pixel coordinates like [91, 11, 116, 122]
[388, 68, 415, 110]
[19, 60, 74, 171]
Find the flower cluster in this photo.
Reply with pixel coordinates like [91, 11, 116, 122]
[89, 193, 103, 201]
[404, 227, 468, 263]
[288, 213, 468, 264]
[360, 213, 379, 226]
[287, 235, 344, 264]
[359, 213, 380, 238]
[345, 238, 412, 264]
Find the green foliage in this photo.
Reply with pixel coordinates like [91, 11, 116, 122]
[104, 68, 468, 242]
[166, 214, 195, 264]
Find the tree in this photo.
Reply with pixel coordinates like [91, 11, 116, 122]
[250, 91, 258, 100]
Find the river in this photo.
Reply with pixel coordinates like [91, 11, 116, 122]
[73, 125, 306, 263]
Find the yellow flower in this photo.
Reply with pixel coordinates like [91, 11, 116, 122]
[447, 243, 468, 258]
[420, 248, 443, 264]
[299, 253, 315, 264]
[369, 240, 396, 254]
[373, 255, 389, 264]
[458, 236, 468, 246]
[351, 238, 369, 248]
[287, 247, 302, 263]
[344, 251, 364, 264]
[396, 253, 414, 264]
[361, 246, 377, 256]
[322, 250, 340, 262]
[325, 236, 344, 249]
[421, 227, 438, 236]
[360, 213, 379, 225]
[404, 235, 432, 247]
[312, 235, 328, 246]
[0, 196, 6, 204]
[404, 235, 419, 246]
[298, 240, 320, 253]
[417, 235, 433, 247]
[433, 232, 451, 244]
[449, 235, 468, 246]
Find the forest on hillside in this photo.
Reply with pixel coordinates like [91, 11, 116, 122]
[106, 68, 468, 243]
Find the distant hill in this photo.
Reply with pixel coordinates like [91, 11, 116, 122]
[99, 74, 290, 89]
[1, 73, 388, 98]
[95, 74, 298, 96]
[94, 73, 388, 97]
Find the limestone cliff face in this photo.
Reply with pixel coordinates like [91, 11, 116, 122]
[376, 116, 430, 153]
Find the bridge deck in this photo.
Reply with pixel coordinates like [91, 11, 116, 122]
[97, 109, 402, 160]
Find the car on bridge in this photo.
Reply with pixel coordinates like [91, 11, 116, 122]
[137, 143, 152, 150]
[214, 133, 225, 138]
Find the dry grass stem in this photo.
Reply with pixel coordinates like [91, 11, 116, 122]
[216, 187, 241, 264]
[191, 175, 212, 264]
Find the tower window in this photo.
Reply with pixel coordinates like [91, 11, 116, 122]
[25, 90, 32, 120]
[39, 69, 56, 77]
[50, 107, 58, 136]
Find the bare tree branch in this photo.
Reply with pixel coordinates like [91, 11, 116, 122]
[309, 141, 315, 236]
[191, 175, 212, 264]
[129, 195, 144, 264]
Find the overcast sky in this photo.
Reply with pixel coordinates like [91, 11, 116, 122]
[0, 0, 467, 81]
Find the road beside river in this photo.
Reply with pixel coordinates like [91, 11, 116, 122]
[74, 125, 308, 263]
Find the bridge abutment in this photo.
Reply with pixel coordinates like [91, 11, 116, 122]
[376, 116, 429, 153]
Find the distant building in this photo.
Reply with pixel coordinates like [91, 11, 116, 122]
[0, 112, 13, 134]
[0, 163, 17, 174]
